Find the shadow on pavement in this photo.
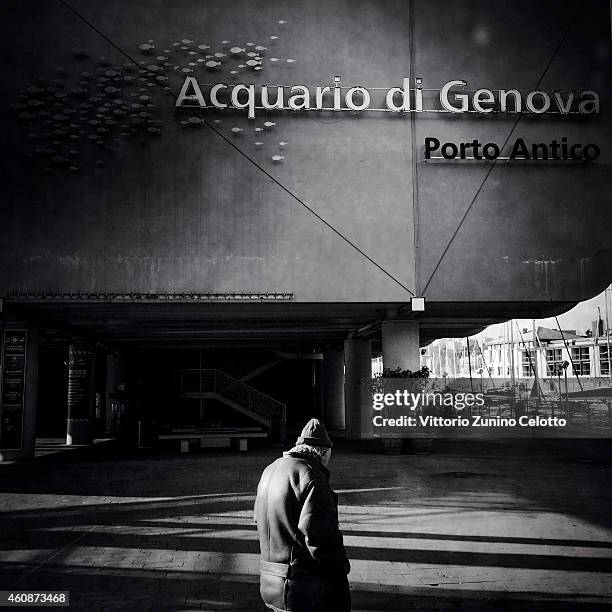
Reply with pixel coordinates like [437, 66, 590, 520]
[0, 438, 611, 610]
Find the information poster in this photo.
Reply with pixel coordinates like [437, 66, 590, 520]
[67, 345, 93, 420]
[0, 330, 28, 450]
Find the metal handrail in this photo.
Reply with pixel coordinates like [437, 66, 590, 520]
[180, 368, 286, 421]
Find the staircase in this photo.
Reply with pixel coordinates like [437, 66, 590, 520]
[179, 369, 286, 442]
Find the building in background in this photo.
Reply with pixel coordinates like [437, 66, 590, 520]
[422, 285, 612, 383]
[424, 326, 610, 379]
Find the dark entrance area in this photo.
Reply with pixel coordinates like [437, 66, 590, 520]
[3, 296, 578, 454]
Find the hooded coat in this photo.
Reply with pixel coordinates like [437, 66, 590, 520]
[254, 450, 351, 612]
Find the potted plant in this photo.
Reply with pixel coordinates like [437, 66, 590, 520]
[373, 366, 432, 454]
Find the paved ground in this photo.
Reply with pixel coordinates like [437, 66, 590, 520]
[0, 438, 611, 611]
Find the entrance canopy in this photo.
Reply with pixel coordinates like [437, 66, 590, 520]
[6, 296, 577, 350]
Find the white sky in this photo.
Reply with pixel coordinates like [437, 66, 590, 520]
[476, 285, 612, 341]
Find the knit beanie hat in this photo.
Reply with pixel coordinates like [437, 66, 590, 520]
[296, 418, 333, 448]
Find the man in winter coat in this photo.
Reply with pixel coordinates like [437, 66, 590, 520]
[254, 418, 351, 612]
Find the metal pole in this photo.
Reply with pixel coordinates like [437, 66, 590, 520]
[466, 337, 474, 393]
[532, 320, 540, 400]
[444, 338, 449, 377]
[554, 316, 584, 392]
[554, 368, 560, 417]
[564, 367, 569, 419]
[605, 284, 612, 383]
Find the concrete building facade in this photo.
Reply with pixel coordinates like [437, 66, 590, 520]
[0, 0, 611, 458]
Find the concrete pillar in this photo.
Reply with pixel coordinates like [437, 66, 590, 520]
[344, 339, 371, 439]
[0, 325, 38, 461]
[322, 349, 345, 431]
[66, 342, 96, 445]
[381, 320, 421, 372]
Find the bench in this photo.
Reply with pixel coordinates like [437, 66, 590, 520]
[159, 428, 268, 453]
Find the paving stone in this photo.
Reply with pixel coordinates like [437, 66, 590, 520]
[0, 440, 611, 610]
